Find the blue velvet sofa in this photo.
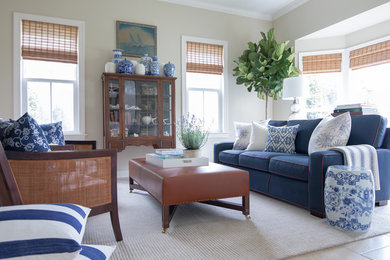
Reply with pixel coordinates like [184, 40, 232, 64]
[214, 115, 390, 217]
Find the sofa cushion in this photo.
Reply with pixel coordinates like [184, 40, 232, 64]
[269, 120, 287, 127]
[308, 113, 351, 154]
[348, 115, 388, 148]
[269, 155, 309, 181]
[2, 113, 51, 152]
[0, 120, 12, 142]
[41, 121, 65, 145]
[381, 128, 390, 149]
[287, 119, 321, 154]
[247, 121, 269, 151]
[239, 151, 288, 171]
[232, 122, 251, 150]
[76, 244, 116, 260]
[219, 150, 247, 166]
[265, 125, 299, 154]
[0, 203, 90, 259]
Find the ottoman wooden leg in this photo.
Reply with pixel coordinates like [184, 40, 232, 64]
[243, 195, 250, 219]
[162, 205, 178, 233]
[129, 177, 134, 193]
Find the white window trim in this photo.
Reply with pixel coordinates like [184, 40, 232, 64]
[13, 12, 86, 137]
[181, 35, 229, 137]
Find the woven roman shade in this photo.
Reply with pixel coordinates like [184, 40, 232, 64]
[302, 53, 342, 74]
[186, 41, 223, 75]
[22, 20, 78, 64]
[350, 40, 390, 70]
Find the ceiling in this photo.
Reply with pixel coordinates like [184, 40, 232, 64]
[299, 1, 390, 40]
[159, 0, 310, 21]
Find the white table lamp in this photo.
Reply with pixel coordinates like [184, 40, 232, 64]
[282, 76, 304, 120]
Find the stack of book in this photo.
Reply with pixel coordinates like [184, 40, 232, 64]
[153, 149, 184, 159]
[333, 103, 378, 116]
[146, 148, 209, 168]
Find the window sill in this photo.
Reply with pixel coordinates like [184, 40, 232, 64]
[64, 132, 87, 140]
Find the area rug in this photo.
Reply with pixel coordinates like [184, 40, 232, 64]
[83, 178, 390, 259]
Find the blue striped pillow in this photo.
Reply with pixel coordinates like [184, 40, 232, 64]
[75, 244, 116, 260]
[0, 203, 90, 259]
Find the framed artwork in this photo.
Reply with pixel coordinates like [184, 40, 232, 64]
[116, 21, 157, 57]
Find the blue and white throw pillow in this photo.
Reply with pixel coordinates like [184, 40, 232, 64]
[265, 124, 300, 154]
[76, 244, 116, 260]
[0, 119, 12, 142]
[0, 203, 91, 259]
[2, 112, 51, 152]
[40, 121, 65, 145]
[308, 112, 351, 154]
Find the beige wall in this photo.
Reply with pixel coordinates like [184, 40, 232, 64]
[0, 0, 271, 176]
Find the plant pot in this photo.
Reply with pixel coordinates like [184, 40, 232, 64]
[183, 149, 202, 158]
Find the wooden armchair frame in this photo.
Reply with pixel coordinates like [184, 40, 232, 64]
[0, 142, 122, 241]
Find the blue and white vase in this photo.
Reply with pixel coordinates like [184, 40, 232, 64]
[163, 62, 175, 77]
[112, 49, 123, 72]
[150, 56, 160, 76]
[118, 58, 133, 74]
[140, 54, 152, 75]
[324, 165, 375, 232]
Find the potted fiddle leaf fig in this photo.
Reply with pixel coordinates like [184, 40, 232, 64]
[233, 28, 300, 118]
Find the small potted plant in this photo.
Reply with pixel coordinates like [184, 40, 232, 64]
[177, 113, 209, 158]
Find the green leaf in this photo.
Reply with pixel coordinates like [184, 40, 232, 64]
[247, 72, 254, 80]
[236, 76, 246, 85]
[248, 52, 259, 61]
[248, 42, 256, 52]
[267, 28, 275, 41]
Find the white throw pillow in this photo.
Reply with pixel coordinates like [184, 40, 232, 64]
[308, 112, 352, 154]
[0, 203, 91, 259]
[246, 120, 269, 151]
[75, 244, 116, 260]
[233, 122, 252, 150]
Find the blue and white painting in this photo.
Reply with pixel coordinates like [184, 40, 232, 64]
[116, 21, 157, 57]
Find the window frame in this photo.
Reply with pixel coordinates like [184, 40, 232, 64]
[13, 12, 85, 137]
[181, 36, 228, 136]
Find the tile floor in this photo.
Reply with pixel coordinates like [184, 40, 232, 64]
[287, 233, 390, 259]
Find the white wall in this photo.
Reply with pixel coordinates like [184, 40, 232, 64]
[0, 0, 271, 177]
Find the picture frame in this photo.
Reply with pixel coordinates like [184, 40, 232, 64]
[116, 21, 157, 58]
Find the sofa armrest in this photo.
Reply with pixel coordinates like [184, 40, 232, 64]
[214, 142, 234, 163]
[309, 150, 344, 217]
[309, 148, 390, 217]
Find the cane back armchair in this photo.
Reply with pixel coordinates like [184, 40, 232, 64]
[0, 141, 122, 241]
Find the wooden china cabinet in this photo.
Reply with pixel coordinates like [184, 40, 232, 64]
[102, 73, 176, 152]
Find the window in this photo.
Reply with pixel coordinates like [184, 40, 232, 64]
[300, 37, 390, 122]
[300, 53, 343, 119]
[182, 37, 228, 134]
[14, 13, 85, 135]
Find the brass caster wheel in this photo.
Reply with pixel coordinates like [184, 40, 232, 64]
[245, 215, 251, 220]
[162, 228, 167, 234]
[129, 189, 133, 193]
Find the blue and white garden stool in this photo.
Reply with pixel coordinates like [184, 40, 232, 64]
[324, 165, 375, 232]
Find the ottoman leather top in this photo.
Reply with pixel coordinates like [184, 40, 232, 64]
[129, 158, 249, 205]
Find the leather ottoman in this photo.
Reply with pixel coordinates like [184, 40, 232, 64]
[129, 158, 250, 232]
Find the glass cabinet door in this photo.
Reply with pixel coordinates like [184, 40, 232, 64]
[124, 80, 158, 138]
[162, 81, 172, 137]
[108, 79, 120, 137]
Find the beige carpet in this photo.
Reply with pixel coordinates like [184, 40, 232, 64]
[83, 178, 390, 259]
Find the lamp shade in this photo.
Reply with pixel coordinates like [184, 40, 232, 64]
[282, 76, 304, 100]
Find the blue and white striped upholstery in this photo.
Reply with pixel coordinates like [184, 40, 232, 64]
[76, 244, 116, 260]
[0, 203, 90, 259]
